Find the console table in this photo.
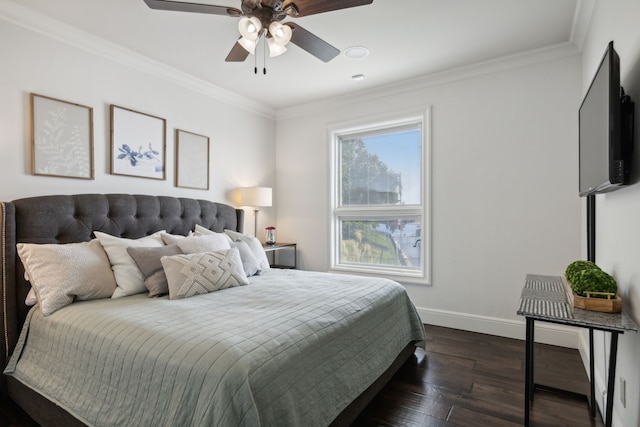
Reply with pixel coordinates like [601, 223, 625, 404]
[517, 274, 637, 427]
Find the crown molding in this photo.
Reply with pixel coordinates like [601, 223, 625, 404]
[276, 42, 580, 121]
[0, 0, 275, 119]
[570, 0, 596, 51]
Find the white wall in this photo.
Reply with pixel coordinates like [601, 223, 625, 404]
[0, 8, 277, 233]
[579, 1, 640, 425]
[276, 49, 583, 343]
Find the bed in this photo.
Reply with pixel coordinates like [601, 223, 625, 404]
[0, 193, 425, 427]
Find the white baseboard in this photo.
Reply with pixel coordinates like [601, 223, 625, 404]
[416, 306, 580, 348]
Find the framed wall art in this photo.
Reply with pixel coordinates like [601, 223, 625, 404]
[110, 104, 166, 180]
[31, 93, 94, 179]
[175, 129, 210, 190]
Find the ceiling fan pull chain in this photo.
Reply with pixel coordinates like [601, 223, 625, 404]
[263, 36, 267, 75]
[254, 46, 257, 74]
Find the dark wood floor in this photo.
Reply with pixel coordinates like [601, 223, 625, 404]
[0, 325, 603, 427]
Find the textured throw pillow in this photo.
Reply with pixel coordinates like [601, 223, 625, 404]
[17, 240, 117, 316]
[94, 230, 165, 298]
[127, 244, 183, 297]
[224, 229, 270, 271]
[161, 248, 249, 300]
[176, 233, 231, 254]
[230, 240, 261, 276]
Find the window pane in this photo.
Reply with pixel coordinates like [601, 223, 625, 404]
[339, 217, 422, 269]
[340, 127, 421, 207]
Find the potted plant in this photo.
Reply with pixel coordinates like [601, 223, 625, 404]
[564, 260, 621, 313]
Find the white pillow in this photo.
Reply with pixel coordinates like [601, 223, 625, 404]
[161, 248, 249, 300]
[94, 230, 165, 298]
[224, 229, 270, 271]
[176, 233, 231, 254]
[194, 224, 233, 241]
[17, 240, 117, 316]
[160, 231, 194, 245]
[25, 289, 37, 306]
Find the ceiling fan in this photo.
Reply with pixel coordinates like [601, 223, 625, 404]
[143, 0, 373, 63]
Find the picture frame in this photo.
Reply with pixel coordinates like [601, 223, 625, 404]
[31, 93, 94, 179]
[175, 129, 210, 190]
[110, 104, 166, 180]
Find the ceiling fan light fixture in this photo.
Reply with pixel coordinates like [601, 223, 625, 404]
[269, 22, 292, 46]
[267, 38, 288, 57]
[238, 16, 262, 41]
[238, 36, 257, 54]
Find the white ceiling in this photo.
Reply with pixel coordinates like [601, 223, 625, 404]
[8, 0, 581, 111]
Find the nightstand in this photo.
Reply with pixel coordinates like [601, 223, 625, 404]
[262, 242, 297, 269]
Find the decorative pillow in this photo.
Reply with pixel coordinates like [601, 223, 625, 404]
[127, 244, 183, 297]
[193, 224, 233, 240]
[224, 229, 270, 271]
[25, 289, 37, 306]
[176, 233, 231, 254]
[160, 231, 194, 245]
[230, 240, 261, 276]
[161, 248, 249, 300]
[94, 230, 165, 298]
[17, 240, 117, 316]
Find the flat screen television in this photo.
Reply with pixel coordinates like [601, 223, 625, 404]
[579, 41, 634, 197]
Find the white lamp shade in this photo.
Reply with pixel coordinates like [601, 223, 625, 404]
[267, 38, 288, 57]
[269, 22, 292, 46]
[238, 16, 262, 41]
[238, 187, 272, 208]
[238, 37, 257, 54]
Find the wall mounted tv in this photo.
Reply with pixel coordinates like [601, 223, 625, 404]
[579, 41, 634, 197]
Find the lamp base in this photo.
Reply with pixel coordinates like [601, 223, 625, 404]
[253, 209, 259, 238]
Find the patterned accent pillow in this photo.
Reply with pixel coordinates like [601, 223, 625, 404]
[161, 248, 249, 300]
[17, 240, 117, 316]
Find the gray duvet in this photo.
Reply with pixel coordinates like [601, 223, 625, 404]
[5, 269, 425, 427]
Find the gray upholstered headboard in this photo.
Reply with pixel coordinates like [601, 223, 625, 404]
[0, 193, 243, 390]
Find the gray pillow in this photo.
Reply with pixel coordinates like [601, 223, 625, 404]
[127, 244, 183, 297]
[161, 248, 249, 300]
[230, 240, 261, 276]
[223, 229, 270, 271]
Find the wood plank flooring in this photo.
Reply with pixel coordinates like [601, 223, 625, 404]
[0, 325, 603, 427]
[353, 325, 604, 426]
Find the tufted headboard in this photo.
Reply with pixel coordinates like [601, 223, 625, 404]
[0, 194, 243, 390]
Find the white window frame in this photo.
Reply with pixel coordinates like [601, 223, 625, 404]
[328, 109, 431, 285]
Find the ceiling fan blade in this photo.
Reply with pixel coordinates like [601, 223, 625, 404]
[225, 40, 251, 62]
[143, 0, 242, 16]
[285, 23, 340, 62]
[282, 0, 373, 17]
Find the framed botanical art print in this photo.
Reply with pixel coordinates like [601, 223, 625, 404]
[110, 104, 166, 180]
[31, 93, 94, 179]
[175, 129, 210, 190]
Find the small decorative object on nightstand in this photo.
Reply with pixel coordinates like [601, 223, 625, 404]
[265, 226, 276, 245]
[262, 242, 296, 269]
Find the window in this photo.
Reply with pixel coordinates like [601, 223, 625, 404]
[330, 111, 430, 284]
